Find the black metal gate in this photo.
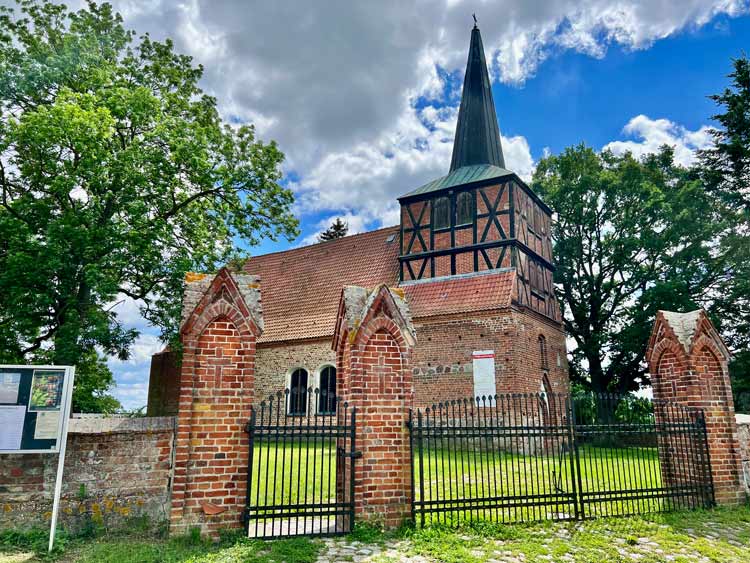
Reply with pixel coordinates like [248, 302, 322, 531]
[410, 392, 714, 526]
[245, 390, 357, 538]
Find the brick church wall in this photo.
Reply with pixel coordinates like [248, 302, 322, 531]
[411, 309, 568, 408]
[255, 339, 335, 405]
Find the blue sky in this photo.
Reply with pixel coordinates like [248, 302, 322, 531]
[101, 1, 750, 410]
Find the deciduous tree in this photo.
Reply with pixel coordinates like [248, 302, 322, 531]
[533, 145, 728, 394]
[0, 1, 298, 410]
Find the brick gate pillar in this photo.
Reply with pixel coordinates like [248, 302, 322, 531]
[169, 269, 263, 536]
[333, 285, 417, 528]
[646, 309, 745, 505]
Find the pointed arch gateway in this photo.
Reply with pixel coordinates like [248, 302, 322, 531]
[646, 309, 745, 505]
[170, 268, 263, 536]
[333, 284, 416, 527]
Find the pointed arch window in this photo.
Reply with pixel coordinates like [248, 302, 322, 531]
[289, 368, 308, 415]
[455, 191, 474, 226]
[318, 366, 337, 415]
[433, 197, 450, 230]
[539, 335, 549, 371]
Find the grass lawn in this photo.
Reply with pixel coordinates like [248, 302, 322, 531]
[1, 506, 749, 562]
[250, 440, 704, 524]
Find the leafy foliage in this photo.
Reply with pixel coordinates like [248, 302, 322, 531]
[317, 217, 348, 242]
[697, 56, 750, 411]
[0, 1, 298, 410]
[533, 145, 728, 393]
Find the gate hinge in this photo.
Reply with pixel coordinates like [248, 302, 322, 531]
[342, 450, 363, 459]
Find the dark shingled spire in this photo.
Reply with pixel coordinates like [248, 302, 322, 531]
[449, 22, 505, 172]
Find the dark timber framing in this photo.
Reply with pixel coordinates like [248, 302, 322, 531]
[398, 174, 554, 283]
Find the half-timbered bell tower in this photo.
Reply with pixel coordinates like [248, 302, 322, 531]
[398, 22, 559, 322]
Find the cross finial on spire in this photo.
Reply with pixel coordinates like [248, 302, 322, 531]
[472, 13, 478, 27]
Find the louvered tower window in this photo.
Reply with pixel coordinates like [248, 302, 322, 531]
[433, 197, 450, 229]
[456, 191, 474, 226]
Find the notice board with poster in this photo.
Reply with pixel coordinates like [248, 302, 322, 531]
[0, 365, 75, 453]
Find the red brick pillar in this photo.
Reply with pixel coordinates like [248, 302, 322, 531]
[333, 285, 416, 528]
[647, 309, 745, 505]
[170, 269, 263, 536]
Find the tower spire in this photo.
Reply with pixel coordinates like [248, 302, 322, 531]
[449, 22, 505, 172]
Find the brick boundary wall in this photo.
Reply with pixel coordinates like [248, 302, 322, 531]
[738, 414, 750, 496]
[169, 269, 263, 537]
[334, 285, 417, 528]
[647, 309, 746, 505]
[0, 417, 175, 532]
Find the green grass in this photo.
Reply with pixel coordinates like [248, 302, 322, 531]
[0, 527, 323, 563]
[250, 441, 337, 507]
[401, 505, 750, 563]
[413, 444, 672, 523]
[3, 507, 749, 563]
[250, 440, 696, 524]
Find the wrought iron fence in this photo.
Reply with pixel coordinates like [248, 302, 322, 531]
[245, 389, 356, 538]
[410, 392, 714, 526]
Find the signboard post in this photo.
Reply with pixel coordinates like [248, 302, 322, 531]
[0, 365, 75, 553]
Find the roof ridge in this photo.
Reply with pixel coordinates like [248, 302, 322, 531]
[242, 224, 399, 266]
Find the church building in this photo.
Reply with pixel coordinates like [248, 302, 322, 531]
[147, 23, 569, 417]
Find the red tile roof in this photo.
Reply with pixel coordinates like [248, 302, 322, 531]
[402, 270, 515, 318]
[244, 226, 401, 343]
[244, 226, 516, 343]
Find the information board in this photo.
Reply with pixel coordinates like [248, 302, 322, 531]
[0, 366, 74, 453]
[472, 350, 496, 399]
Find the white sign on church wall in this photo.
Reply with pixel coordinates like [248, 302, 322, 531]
[472, 350, 496, 399]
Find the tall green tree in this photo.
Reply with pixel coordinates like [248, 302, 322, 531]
[0, 1, 298, 411]
[698, 56, 750, 412]
[533, 145, 728, 394]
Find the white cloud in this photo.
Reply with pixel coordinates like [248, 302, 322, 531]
[109, 333, 164, 365]
[603, 114, 713, 166]
[84, 0, 745, 229]
[112, 381, 149, 411]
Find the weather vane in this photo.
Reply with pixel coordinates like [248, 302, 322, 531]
[473, 13, 478, 27]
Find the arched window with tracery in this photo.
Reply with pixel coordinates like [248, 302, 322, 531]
[318, 365, 337, 414]
[288, 368, 308, 415]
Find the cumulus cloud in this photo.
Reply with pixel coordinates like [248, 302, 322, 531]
[74, 0, 745, 229]
[109, 333, 164, 365]
[603, 115, 714, 166]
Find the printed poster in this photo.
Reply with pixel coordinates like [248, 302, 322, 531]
[0, 372, 21, 404]
[34, 411, 61, 440]
[28, 370, 64, 412]
[0, 406, 25, 450]
[472, 350, 496, 399]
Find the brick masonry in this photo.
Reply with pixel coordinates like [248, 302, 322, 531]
[647, 309, 746, 505]
[0, 417, 174, 532]
[255, 339, 335, 406]
[334, 285, 417, 528]
[411, 308, 568, 409]
[169, 269, 262, 537]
